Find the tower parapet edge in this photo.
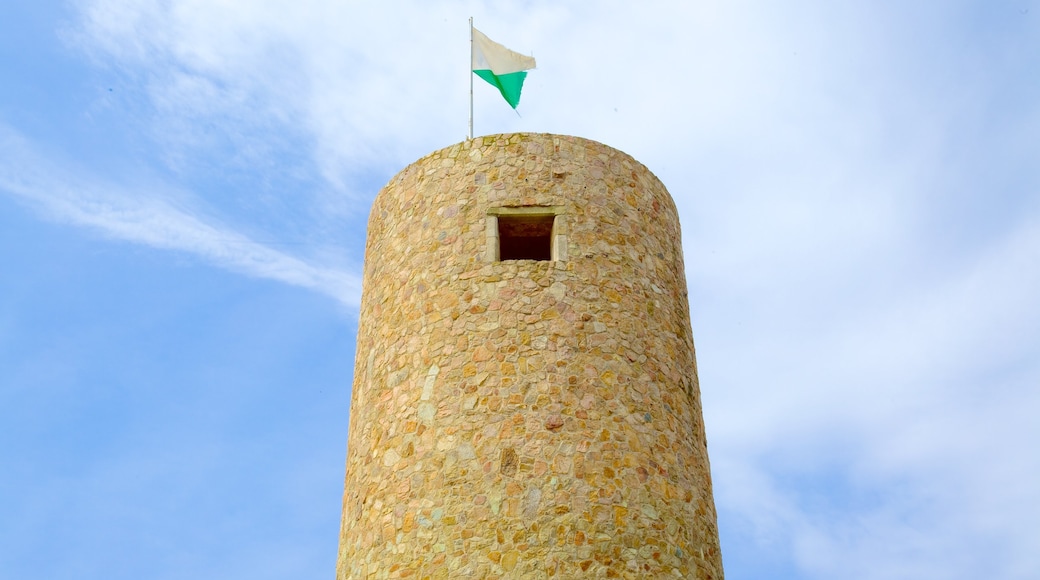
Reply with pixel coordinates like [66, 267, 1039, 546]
[338, 133, 723, 578]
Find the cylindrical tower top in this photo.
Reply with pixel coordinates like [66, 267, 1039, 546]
[338, 133, 722, 578]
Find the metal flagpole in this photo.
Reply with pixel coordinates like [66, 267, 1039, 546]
[469, 17, 474, 140]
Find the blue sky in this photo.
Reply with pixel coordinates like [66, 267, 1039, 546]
[2, 1, 1038, 579]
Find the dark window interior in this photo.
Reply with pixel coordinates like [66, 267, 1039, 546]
[498, 214, 554, 261]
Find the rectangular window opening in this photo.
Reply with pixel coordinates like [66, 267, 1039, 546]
[498, 214, 555, 261]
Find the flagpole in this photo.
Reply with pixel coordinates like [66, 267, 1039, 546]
[469, 17, 474, 140]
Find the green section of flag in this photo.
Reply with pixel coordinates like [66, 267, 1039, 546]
[473, 69, 529, 110]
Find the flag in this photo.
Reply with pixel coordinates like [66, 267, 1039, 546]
[471, 27, 536, 109]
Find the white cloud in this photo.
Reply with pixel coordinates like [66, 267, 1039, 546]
[703, 209, 1040, 578]
[0, 125, 360, 306]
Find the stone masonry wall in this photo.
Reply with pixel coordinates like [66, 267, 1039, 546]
[337, 133, 723, 579]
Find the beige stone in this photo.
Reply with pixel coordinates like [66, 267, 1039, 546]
[336, 134, 722, 579]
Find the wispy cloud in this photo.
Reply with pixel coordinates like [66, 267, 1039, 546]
[703, 205, 1040, 578]
[0, 125, 360, 306]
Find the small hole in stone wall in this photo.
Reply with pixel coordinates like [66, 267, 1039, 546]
[498, 214, 555, 261]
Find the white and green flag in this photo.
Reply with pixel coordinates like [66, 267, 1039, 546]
[471, 27, 536, 110]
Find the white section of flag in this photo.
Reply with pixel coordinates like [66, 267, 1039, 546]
[471, 28, 536, 75]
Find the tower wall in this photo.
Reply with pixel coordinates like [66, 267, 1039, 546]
[338, 133, 722, 578]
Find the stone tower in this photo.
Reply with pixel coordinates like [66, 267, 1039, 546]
[337, 133, 723, 578]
